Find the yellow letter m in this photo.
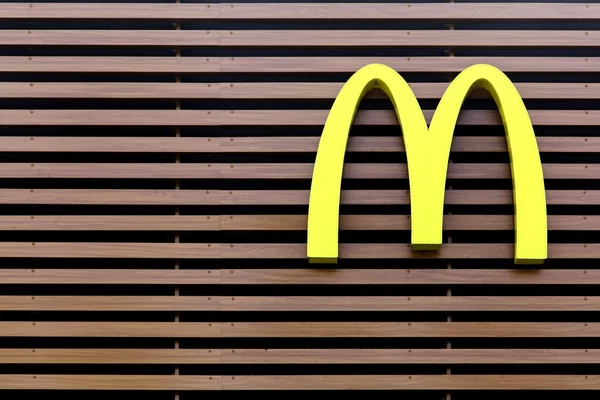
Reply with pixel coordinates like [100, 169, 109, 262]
[307, 63, 547, 265]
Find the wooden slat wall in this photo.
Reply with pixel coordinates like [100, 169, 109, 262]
[1, 1, 600, 398]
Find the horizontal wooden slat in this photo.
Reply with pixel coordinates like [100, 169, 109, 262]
[0, 30, 219, 46]
[4, 109, 596, 126]
[0, 163, 219, 179]
[221, 296, 600, 312]
[0, 162, 594, 179]
[0, 82, 218, 99]
[3, 3, 599, 21]
[221, 243, 599, 259]
[223, 322, 598, 338]
[0, 57, 597, 73]
[5, 30, 599, 47]
[3, 82, 598, 99]
[223, 30, 600, 47]
[0, 375, 219, 390]
[224, 375, 600, 390]
[222, 190, 600, 205]
[223, 349, 600, 364]
[221, 163, 599, 180]
[0, 322, 220, 337]
[0, 296, 219, 311]
[223, 269, 593, 285]
[221, 57, 600, 73]
[222, 215, 599, 231]
[3, 348, 599, 364]
[0, 269, 220, 284]
[0, 3, 220, 19]
[0, 189, 217, 205]
[222, 110, 600, 126]
[224, 82, 600, 100]
[0, 349, 221, 364]
[222, 136, 599, 153]
[0, 57, 219, 73]
[220, 3, 600, 20]
[0, 110, 218, 126]
[0, 215, 219, 231]
[0, 137, 218, 153]
[0, 242, 218, 258]
[2, 296, 597, 312]
[0, 268, 595, 285]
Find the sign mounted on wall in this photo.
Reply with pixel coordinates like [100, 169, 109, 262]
[307, 63, 547, 265]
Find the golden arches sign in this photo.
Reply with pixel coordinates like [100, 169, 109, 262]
[307, 63, 547, 265]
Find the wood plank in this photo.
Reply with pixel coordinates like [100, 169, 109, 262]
[0, 322, 220, 337]
[0, 296, 219, 311]
[221, 3, 600, 20]
[221, 163, 598, 180]
[221, 136, 599, 153]
[224, 348, 600, 364]
[0, 242, 219, 259]
[0, 189, 218, 205]
[0, 137, 218, 153]
[222, 110, 600, 126]
[0, 269, 220, 284]
[222, 30, 600, 47]
[221, 57, 600, 73]
[222, 322, 599, 338]
[5, 82, 598, 100]
[0, 57, 219, 73]
[0, 3, 220, 19]
[223, 269, 594, 285]
[0, 215, 219, 231]
[221, 243, 599, 260]
[0, 163, 220, 179]
[224, 82, 600, 100]
[221, 215, 600, 231]
[221, 296, 600, 312]
[0, 375, 219, 390]
[0, 82, 219, 99]
[0, 349, 221, 364]
[221, 190, 600, 206]
[0, 110, 218, 126]
[224, 375, 600, 390]
[0, 30, 219, 46]
[0, 57, 596, 73]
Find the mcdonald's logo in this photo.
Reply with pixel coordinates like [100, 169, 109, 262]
[307, 63, 547, 265]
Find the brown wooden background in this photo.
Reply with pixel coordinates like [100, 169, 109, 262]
[1, 0, 600, 398]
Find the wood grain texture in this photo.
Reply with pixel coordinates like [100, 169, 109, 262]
[0, 269, 220, 284]
[0, 349, 221, 364]
[223, 322, 600, 338]
[223, 269, 594, 285]
[223, 349, 600, 364]
[0, 215, 219, 231]
[0, 57, 219, 72]
[220, 3, 600, 20]
[223, 375, 600, 390]
[223, 82, 600, 99]
[0, 322, 221, 337]
[221, 190, 599, 206]
[222, 136, 599, 153]
[221, 57, 600, 73]
[222, 30, 600, 47]
[0, 375, 220, 390]
[0, 242, 218, 258]
[221, 109, 600, 126]
[0, 3, 220, 19]
[0, 136, 218, 152]
[221, 243, 599, 259]
[221, 215, 600, 231]
[0, 296, 220, 311]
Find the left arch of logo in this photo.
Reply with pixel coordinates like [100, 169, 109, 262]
[307, 63, 547, 265]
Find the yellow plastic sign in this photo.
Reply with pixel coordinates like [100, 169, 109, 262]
[307, 63, 547, 265]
